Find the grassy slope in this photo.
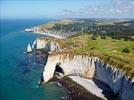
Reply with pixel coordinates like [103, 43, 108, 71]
[55, 33, 134, 77]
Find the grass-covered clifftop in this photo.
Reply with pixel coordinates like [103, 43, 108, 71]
[67, 33, 134, 75]
[40, 32, 134, 78]
[67, 33, 134, 77]
[35, 19, 134, 78]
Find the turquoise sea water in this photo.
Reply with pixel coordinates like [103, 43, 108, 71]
[0, 19, 68, 100]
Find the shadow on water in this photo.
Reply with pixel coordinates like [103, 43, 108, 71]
[3, 49, 49, 89]
[17, 49, 49, 84]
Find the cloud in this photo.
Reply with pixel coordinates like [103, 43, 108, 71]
[62, 0, 134, 18]
[112, 0, 134, 13]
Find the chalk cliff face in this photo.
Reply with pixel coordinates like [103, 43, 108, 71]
[26, 26, 76, 38]
[36, 39, 48, 49]
[34, 39, 61, 52]
[94, 60, 134, 100]
[43, 54, 96, 83]
[43, 54, 134, 100]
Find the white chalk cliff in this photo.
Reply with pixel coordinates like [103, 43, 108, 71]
[32, 39, 61, 52]
[30, 38, 134, 99]
[43, 54, 134, 100]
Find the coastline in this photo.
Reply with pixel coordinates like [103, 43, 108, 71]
[28, 35, 108, 99]
[25, 29, 66, 39]
[27, 35, 134, 100]
[25, 31, 102, 99]
[25, 20, 134, 100]
[0, 19, 72, 100]
[36, 32, 66, 39]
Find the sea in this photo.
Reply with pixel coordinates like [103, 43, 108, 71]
[0, 19, 69, 100]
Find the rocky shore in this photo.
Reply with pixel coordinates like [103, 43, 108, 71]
[54, 76, 104, 100]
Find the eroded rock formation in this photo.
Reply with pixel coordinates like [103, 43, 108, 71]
[32, 39, 61, 53]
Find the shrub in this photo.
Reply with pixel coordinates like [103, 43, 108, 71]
[122, 48, 130, 53]
[124, 37, 129, 41]
[90, 47, 95, 50]
[111, 36, 121, 40]
[101, 36, 106, 39]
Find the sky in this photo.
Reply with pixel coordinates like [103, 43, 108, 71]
[1, 0, 134, 19]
